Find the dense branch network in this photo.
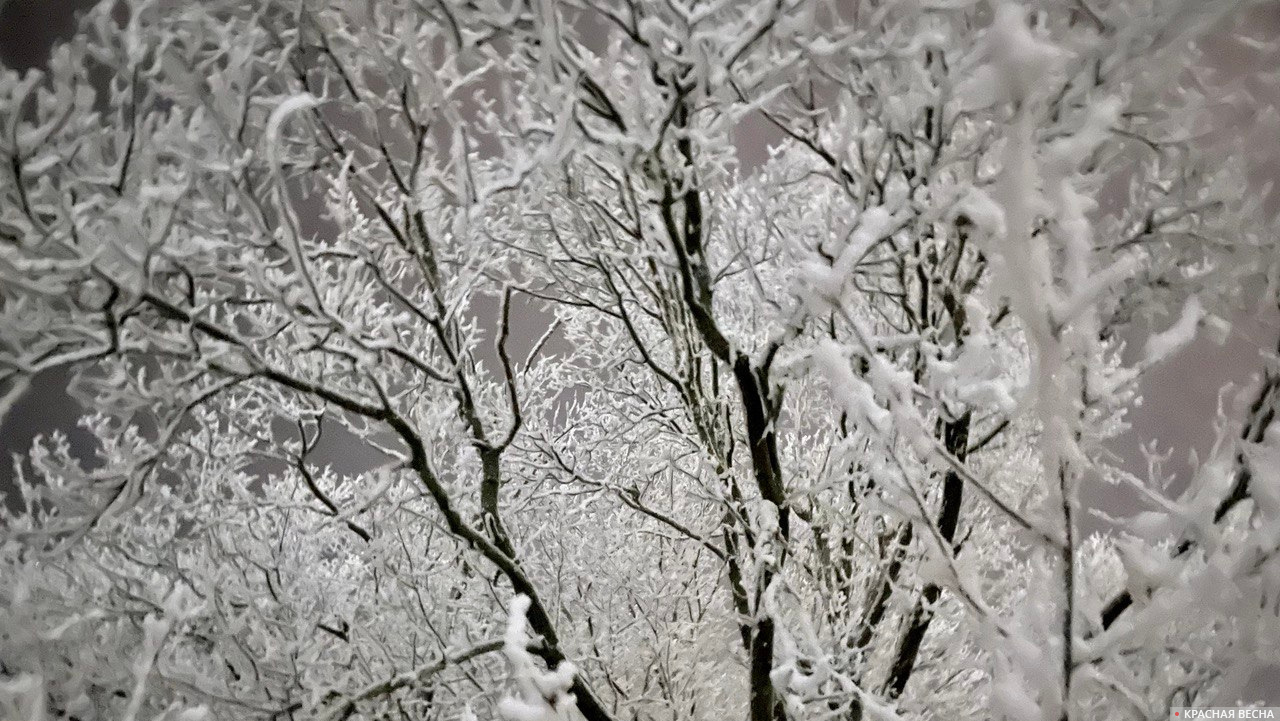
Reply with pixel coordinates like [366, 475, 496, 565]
[1, 1, 1278, 721]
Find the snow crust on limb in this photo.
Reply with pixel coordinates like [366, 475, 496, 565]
[1143, 296, 1205, 364]
[957, 3, 1072, 109]
[498, 596, 578, 721]
[798, 206, 898, 308]
[813, 339, 892, 436]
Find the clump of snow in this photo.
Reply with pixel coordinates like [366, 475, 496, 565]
[1044, 97, 1124, 177]
[955, 187, 1007, 242]
[932, 297, 1020, 414]
[986, 615, 1057, 721]
[498, 595, 578, 721]
[798, 206, 897, 309]
[265, 94, 320, 160]
[1143, 296, 1205, 364]
[813, 339, 892, 436]
[991, 671, 1043, 721]
[958, 4, 1072, 108]
[0, 674, 45, 721]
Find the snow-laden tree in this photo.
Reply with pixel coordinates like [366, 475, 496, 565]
[2, 0, 1279, 719]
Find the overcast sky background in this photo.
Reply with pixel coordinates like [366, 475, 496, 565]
[2, 0, 1279, 705]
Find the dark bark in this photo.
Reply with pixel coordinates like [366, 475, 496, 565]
[656, 88, 789, 721]
[750, 616, 784, 721]
[882, 413, 970, 700]
[850, 524, 912, 657]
